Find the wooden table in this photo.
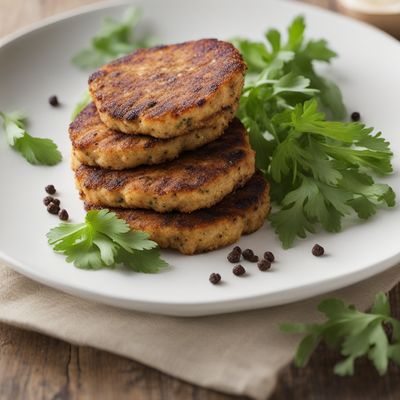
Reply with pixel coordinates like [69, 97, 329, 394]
[1, 0, 400, 398]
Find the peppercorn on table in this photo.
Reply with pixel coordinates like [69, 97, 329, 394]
[0, 1, 400, 399]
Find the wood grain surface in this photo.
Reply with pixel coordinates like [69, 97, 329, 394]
[0, 0, 399, 399]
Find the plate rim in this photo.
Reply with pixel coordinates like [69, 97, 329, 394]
[1, 248, 400, 316]
[1, 0, 400, 50]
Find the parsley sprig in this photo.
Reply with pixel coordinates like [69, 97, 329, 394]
[234, 16, 345, 120]
[0, 111, 62, 166]
[281, 292, 400, 376]
[47, 209, 168, 272]
[235, 17, 395, 248]
[72, 7, 155, 70]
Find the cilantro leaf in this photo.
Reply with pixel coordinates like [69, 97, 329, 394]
[72, 7, 155, 70]
[281, 293, 400, 376]
[268, 100, 394, 247]
[312, 75, 346, 120]
[269, 193, 315, 249]
[14, 134, 62, 165]
[303, 39, 337, 62]
[0, 111, 62, 166]
[273, 72, 318, 96]
[234, 15, 346, 118]
[286, 15, 306, 51]
[238, 64, 395, 248]
[71, 89, 91, 120]
[231, 39, 270, 73]
[47, 209, 168, 272]
[290, 99, 369, 143]
[116, 248, 169, 273]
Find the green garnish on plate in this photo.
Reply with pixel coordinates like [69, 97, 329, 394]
[47, 209, 168, 272]
[69, 11, 396, 249]
[71, 6, 156, 70]
[233, 16, 395, 248]
[0, 110, 62, 166]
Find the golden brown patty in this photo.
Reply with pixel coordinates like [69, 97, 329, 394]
[69, 103, 229, 170]
[86, 171, 270, 255]
[73, 119, 255, 213]
[88, 39, 246, 138]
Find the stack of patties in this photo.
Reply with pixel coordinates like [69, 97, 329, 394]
[69, 39, 270, 254]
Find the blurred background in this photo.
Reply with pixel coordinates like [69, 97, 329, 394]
[0, 0, 399, 39]
[335, 0, 400, 38]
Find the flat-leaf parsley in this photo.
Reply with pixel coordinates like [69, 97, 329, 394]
[234, 17, 395, 248]
[47, 209, 168, 272]
[0, 111, 62, 166]
[281, 292, 400, 376]
[71, 7, 155, 70]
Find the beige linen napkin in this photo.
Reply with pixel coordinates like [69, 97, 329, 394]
[0, 262, 399, 399]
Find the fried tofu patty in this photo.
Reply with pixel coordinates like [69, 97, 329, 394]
[69, 103, 229, 170]
[85, 171, 269, 254]
[88, 39, 246, 138]
[73, 119, 255, 213]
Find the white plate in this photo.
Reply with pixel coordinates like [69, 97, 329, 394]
[0, 0, 399, 316]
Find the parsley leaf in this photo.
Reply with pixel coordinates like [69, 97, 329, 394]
[268, 100, 394, 248]
[47, 209, 168, 272]
[234, 15, 345, 119]
[0, 111, 62, 166]
[72, 7, 155, 70]
[281, 292, 400, 376]
[71, 89, 91, 120]
[235, 16, 395, 248]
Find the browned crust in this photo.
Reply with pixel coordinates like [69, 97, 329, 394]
[85, 171, 270, 254]
[73, 118, 256, 213]
[69, 102, 234, 170]
[88, 39, 246, 138]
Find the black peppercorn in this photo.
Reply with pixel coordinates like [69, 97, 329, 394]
[263, 251, 275, 262]
[232, 265, 246, 276]
[312, 244, 325, 257]
[258, 259, 271, 271]
[232, 246, 242, 254]
[351, 111, 360, 122]
[45, 184, 56, 195]
[209, 273, 221, 285]
[43, 196, 54, 206]
[242, 249, 259, 262]
[47, 202, 60, 215]
[58, 209, 69, 221]
[227, 250, 241, 263]
[49, 95, 59, 107]
[51, 198, 60, 206]
[242, 249, 253, 259]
